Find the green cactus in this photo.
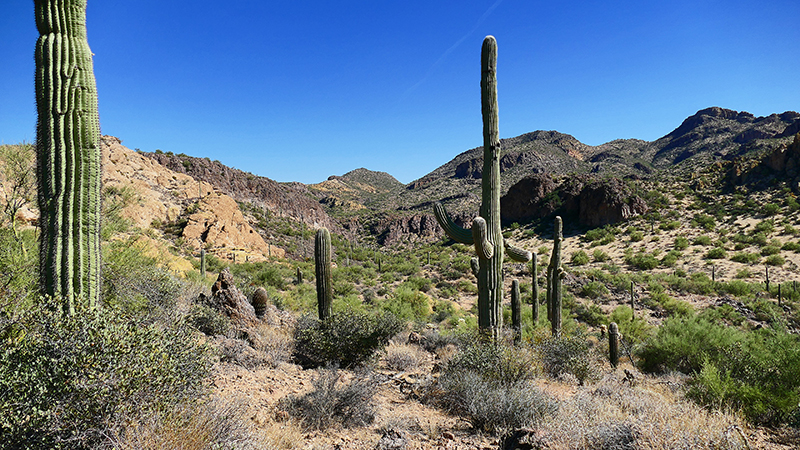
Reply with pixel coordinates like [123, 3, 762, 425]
[630, 280, 635, 320]
[531, 253, 539, 324]
[315, 227, 333, 321]
[296, 267, 303, 285]
[547, 216, 563, 332]
[433, 36, 531, 338]
[200, 249, 207, 278]
[511, 279, 521, 344]
[35, 0, 102, 313]
[252, 287, 269, 318]
[609, 322, 620, 368]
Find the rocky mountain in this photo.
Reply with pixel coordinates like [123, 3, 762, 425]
[308, 168, 404, 214]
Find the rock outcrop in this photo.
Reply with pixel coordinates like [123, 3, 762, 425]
[500, 174, 648, 227]
[200, 268, 258, 327]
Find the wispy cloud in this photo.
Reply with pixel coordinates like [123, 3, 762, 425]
[403, 0, 505, 96]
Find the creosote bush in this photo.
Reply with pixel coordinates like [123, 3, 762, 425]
[293, 309, 402, 368]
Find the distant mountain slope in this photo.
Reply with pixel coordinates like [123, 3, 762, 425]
[307, 168, 405, 215]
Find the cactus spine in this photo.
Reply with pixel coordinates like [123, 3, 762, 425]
[609, 322, 620, 368]
[35, 0, 102, 313]
[433, 36, 531, 338]
[315, 227, 333, 321]
[511, 279, 521, 344]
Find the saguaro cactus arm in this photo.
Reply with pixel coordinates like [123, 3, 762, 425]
[35, 0, 102, 313]
[434, 202, 474, 244]
[472, 216, 494, 260]
[504, 241, 532, 263]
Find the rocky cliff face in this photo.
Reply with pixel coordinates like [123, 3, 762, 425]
[500, 174, 648, 227]
[727, 133, 800, 190]
[145, 152, 338, 232]
[102, 136, 280, 261]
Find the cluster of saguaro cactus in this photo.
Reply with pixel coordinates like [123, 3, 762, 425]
[315, 227, 333, 320]
[546, 217, 564, 336]
[35, 0, 103, 313]
[434, 36, 531, 338]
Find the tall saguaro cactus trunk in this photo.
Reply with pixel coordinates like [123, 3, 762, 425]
[315, 228, 333, 321]
[548, 217, 564, 336]
[477, 36, 505, 336]
[35, 0, 102, 314]
[433, 36, 531, 339]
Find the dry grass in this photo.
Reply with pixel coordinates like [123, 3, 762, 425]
[110, 397, 280, 450]
[537, 372, 750, 450]
[383, 342, 427, 371]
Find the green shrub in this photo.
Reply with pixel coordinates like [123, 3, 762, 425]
[0, 227, 37, 309]
[592, 249, 610, 262]
[692, 214, 716, 231]
[580, 281, 609, 299]
[730, 252, 760, 264]
[765, 255, 785, 266]
[383, 286, 432, 322]
[186, 304, 231, 336]
[693, 235, 712, 246]
[537, 328, 600, 385]
[761, 203, 781, 216]
[572, 303, 606, 327]
[636, 316, 737, 374]
[660, 250, 681, 267]
[0, 299, 212, 449]
[761, 245, 781, 256]
[609, 305, 653, 344]
[279, 366, 376, 429]
[625, 251, 659, 270]
[673, 236, 689, 250]
[570, 250, 590, 266]
[704, 247, 727, 259]
[781, 241, 800, 252]
[293, 310, 402, 368]
[661, 220, 681, 231]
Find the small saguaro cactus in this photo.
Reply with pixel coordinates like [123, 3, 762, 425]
[200, 248, 207, 278]
[315, 227, 333, 321]
[35, 0, 102, 313]
[511, 279, 521, 344]
[252, 287, 269, 319]
[630, 281, 635, 320]
[531, 253, 539, 324]
[296, 267, 303, 285]
[609, 322, 620, 368]
[434, 36, 531, 338]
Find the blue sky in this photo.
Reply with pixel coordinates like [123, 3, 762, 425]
[2, 1, 799, 184]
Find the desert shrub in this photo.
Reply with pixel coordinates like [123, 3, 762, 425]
[730, 252, 760, 264]
[629, 230, 644, 242]
[693, 235, 712, 246]
[0, 299, 212, 449]
[402, 276, 432, 292]
[186, 304, 231, 336]
[673, 236, 689, 250]
[718, 280, 755, 298]
[625, 251, 658, 270]
[760, 245, 781, 256]
[608, 305, 653, 344]
[572, 303, 606, 327]
[592, 249, 610, 262]
[583, 226, 616, 245]
[457, 279, 478, 294]
[293, 310, 402, 368]
[384, 342, 426, 371]
[765, 255, 785, 266]
[580, 281, 609, 299]
[781, 241, 800, 251]
[637, 316, 737, 374]
[661, 250, 681, 267]
[692, 214, 716, 231]
[684, 326, 800, 424]
[279, 366, 377, 429]
[537, 329, 599, 385]
[0, 227, 37, 309]
[761, 203, 781, 216]
[435, 371, 556, 433]
[661, 220, 681, 230]
[704, 247, 727, 259]
[434, 337, 555, 433]
[383, 286, 432, 322]
[650, 291, 694, 317]
[752, 232, 769, 246]
[571, 250, 590, 266]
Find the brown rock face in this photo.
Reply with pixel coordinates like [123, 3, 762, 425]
[500, 174, 647, 227]
[201, 268, 258, 327]
[372, 213, 443, 245]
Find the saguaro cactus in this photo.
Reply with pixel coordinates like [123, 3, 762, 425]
[609, 322, 620, 368]
[511, 279, 521, 343]
[547, 217, 564, 335]
[200, 249, 207, 278]
[531, 253, 539, 323]
[315, 227, 333, 321]
[35, 0, 102, 313]
[434, 36, 531, 338]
